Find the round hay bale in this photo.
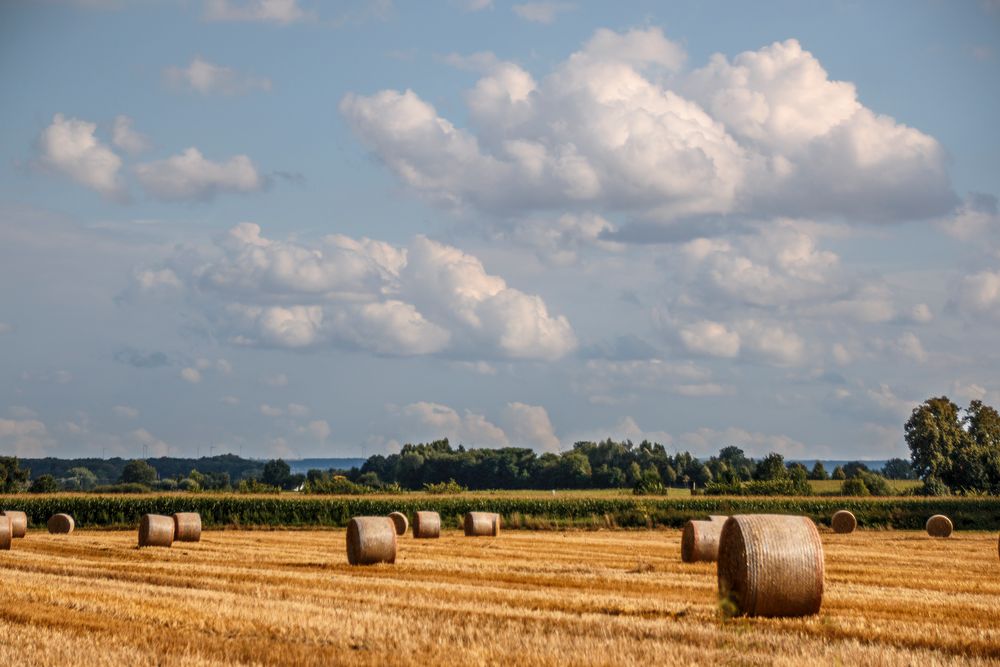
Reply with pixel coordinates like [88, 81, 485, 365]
[138, 514, 174, 548]
[464, 512, 500, 537]
[388, 512, 409, 536]
[412, 511, 441, 539]
[709, 515, 728, 523]
[0, 515, 11, 551]
[173, 512, 202, 542]
[717, 514, 824, 618]
[926, 514, 953, 538]
[346, 516, 397, 565]
[2, 511, 28, 538]
[831, 510, 857, 534]
[47, 513, 75, 534]
[681, 519, 723, 563]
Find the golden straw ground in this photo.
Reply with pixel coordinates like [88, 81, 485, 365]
[0, 529, 996, 666]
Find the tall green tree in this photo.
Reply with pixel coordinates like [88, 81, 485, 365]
[29, 474, 59, 493]
[754, 453, 788, 481]
[881, 458, 913, 480]
[0, 457, 30, 492]
[66, 466, 98, 490]
[808, 461, 829, 480]
[119, 459, 158, 485]
[904, 396, 967, 485]
[962, 400, 1000, 492]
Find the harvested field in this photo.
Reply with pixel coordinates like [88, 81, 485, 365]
[0, 529, 997, 666]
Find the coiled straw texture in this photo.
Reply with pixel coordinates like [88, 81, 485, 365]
[717, 514, 825, 618]
[138, 514, 174, 548]
[412, 511, 441, 539]
[2, 511, 27, 538]
[388, 512, 409, 536]
[464, 512, 500, 537]
[926, 514, 953, 538]
[47, 513, 75, 534]
[0, 515, 11, 551]
[173, 513, 202, 542]
[346, 516, 397, 565]
[681, 519, 723, 563]
[831, 510, 857, 534]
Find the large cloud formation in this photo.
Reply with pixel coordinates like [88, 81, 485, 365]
[149, 223, 576, 360]
[341, 29, 955, 226]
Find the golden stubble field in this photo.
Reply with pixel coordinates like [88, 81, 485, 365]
[0, 528, 997, 666]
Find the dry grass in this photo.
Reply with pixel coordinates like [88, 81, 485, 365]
[0, 529, 997, 665]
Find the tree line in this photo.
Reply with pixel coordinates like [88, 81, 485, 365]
[2, 394, 995, 497]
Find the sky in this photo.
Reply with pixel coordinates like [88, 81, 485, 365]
[1, 0, 999, 462]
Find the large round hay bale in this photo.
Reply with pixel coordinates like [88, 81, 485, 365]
[388, 512, 409, 536]
[2, 511, 28, 538]
[717, 514, 825, 618]
[47, 514, 75, 534]
[831, 510, 857, 534]
[464, 512, 500, 537]
[0, 515, 11, 551]
[138, 514, 174, 548]
[173, 513, 202, 542]
[412, 511, 441, 539]
[926, 514, 953, 538]
[346, 516, 397, 565]
[681, 519, 723, 563]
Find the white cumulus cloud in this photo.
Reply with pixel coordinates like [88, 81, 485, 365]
[135, 148, 264, 201]
[342, 29, 954, 229]
[512, 2, 575, 24]
[165, 57, 272, 96]
[37, 113, 124, 199]
[503, 402, 560, 451]
[397, 401, 509, 447]
[155, 224, 575, 360]
[203, 0, 312, 24]
[180, 367, 202, 383]
[111, 115, 151, 155]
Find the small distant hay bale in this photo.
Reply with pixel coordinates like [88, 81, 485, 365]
[47, 514, 75, 534]
[173, 513, 202, 542]
[346, 516, 397, 565]
[831, 510, 857, 534]
[464, 512, 500, 537]
[926, 514, 953, 538]
[709, 515, 728, 523]
[717, 514, 825, 618]
[412, 511, 441, 539]
[388, 512, 409, 536]
[0, 515, 11, 551]
[138, 514, 174, 548]
[681, 519, 723, 563]
[2, 511, 28, 538]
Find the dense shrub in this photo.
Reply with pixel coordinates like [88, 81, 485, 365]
[422, 479, 467, 494]
[28, 474, 60, 494]
[704, 478, 812, 496]
[917, 476, 951, 496]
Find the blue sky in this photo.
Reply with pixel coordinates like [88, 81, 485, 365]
[1, 0, 999, 461]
